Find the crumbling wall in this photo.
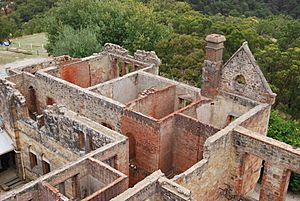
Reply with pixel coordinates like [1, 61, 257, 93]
[32, 71, 124, 132]
[230, 104, 271, 196]
[85, 53, 111, 85]
[43, 106, 114, 154]
[19, 122, 78, 180]
[59, 60, 91, 88]
[111, 171, 194, 201]
[129, 86, 176, 119]
[173, 128, 234, 201]
[159, 117, 175, 175]
[233, 126, 300, 201]
[137, 72, 200, 102]
[90, 73, 139, 104]
[1, 184, 40, 201]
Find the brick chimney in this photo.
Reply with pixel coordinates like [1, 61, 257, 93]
[201, 34, 226, 98]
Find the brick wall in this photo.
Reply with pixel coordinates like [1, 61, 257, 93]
[60, 60, 91, 88]
[173, 114, 219, 174]
[121, 111, 160, 182]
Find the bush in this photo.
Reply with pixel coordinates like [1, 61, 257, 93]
[0, 16, 17, 40]
[49, 26, 102, 58]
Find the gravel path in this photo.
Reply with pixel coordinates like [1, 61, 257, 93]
[0, 57, 51, 77]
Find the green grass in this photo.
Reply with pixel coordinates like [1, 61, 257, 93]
[0, 33, 48, 65]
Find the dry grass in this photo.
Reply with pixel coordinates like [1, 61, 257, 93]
[0, 33, 48, 65]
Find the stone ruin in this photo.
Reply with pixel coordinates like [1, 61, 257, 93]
[0, 34, 298, 201]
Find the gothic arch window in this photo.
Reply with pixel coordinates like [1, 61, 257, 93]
[235, 74, 246, 85]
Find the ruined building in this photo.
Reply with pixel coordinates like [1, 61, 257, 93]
[0, 34, 299, 201]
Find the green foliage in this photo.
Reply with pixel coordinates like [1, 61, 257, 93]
[11, 0, 56, 23]
[187, 0, 300, 18]
[45, 0, 171, 56]
[12, 0, 300, 121]
[49, 26, 102, 58]
[268, 111, 300, 193]
[0, 16, 17, 40]
[256, 44, 300, 119]
[156, 34, 204, 86]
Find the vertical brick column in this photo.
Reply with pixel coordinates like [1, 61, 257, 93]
[201, 34, 226, 98]
[260, 163, 291, 201]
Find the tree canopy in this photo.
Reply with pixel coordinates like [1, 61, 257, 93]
[45, 0, 171, 57]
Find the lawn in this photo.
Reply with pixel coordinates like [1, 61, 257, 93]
[0, 33, 48, 65]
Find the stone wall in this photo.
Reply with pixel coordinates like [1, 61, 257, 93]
[32, 71, 124, 132]
[233, 126, 300, 201]
[111, 171, 194, 201]
[220, 43, 276, 104]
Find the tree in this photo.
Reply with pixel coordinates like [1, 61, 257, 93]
[268, 110, 300, 193]
[156, 34, 204, 87]
[49, 26, 102, 58]
[0, 16, 16, 40]
[46, 0, 171, 56]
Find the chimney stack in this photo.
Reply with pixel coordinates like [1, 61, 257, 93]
[201, 34, 226, 98]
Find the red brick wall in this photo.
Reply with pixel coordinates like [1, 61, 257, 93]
[121, 112, 160, 185]
[60, 60, 91, 88]
[132, 86, 176, 119]
[173, 114, 219, 174]
[159, 117, 174, 174]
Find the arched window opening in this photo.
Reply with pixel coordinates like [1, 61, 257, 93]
[28, 146, 38, 169]
[235, 74, 246, 85]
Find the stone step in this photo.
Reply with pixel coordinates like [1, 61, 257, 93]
[5, 176, 20, 187]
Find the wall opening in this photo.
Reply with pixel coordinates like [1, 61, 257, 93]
[125, 133, 136, 160]
[103, 155, 117, 169]
[101, 122, 114, 130]
[42, 159, 51, 174]
[78, 131, 85, 151]
[239, 153, 265, 200]
[0, 151, 16, 173]
[29, 151, 38, 169]
[225, 114, 237, 127]
[235, 74, 246, 85]
[46, 97, 55, 106]
[178, 97, 192, 109]
[28, 86, 38, 117]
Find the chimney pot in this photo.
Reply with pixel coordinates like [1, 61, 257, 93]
[205, 34, 226, 62]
